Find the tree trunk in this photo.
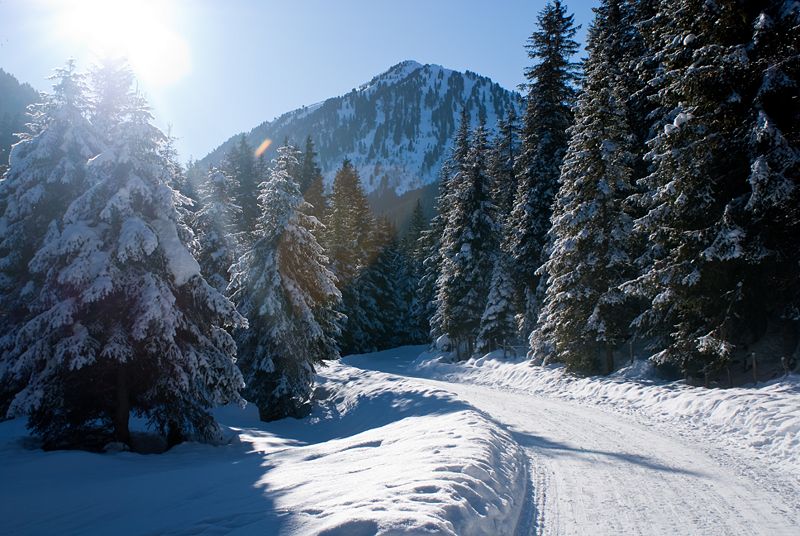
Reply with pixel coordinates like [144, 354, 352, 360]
[113, 364, 131, 445]
[605, 345, 614, 375]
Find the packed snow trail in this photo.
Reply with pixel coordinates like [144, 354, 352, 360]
[1, 346, 797, 535]
[348, 347, 799, 535]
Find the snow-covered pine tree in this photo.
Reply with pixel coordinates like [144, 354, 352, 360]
[477, 109, 522, 354]
[224, 135, 261, 245]
[8, 63, 245, 447]
[532, 0, 640, 375]
[231, 143, 342, 420]
[426, 109, 472, 343]
[508, 0, 580, 338]
[623, 0, 754, 381]
[0, 62, 104, 417]
[401, 200, 429, 343]
[488, 108, 520, 218]
[363, 218, 409, 349]
[436, 121, 498, 358]
[741, 1, 800, 366]
[477, 253, 517, 355]
[192, 167, 242, 294]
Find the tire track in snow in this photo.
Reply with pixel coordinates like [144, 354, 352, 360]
[403, 377, 798, 535]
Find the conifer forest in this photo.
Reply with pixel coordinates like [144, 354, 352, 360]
[0, 1, 798, 534]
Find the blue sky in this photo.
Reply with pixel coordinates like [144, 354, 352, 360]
[0, 0, 595, 161]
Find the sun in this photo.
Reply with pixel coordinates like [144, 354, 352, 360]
[53, 0, 190, 88]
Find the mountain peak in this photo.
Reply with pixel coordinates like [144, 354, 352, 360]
[361, 60, 425, 90]
[201, 62, 523, 196]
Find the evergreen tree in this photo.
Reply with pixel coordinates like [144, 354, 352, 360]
[508, 0, 580, 338]
[741, 1, 800, 366]
[298, 135, 323, 194]
[192, 167, 242, 294]
[488, 109, 521, 217]
[435, 122, 498, 358]
[224, 135, 261, 244]
[325, 159, 381, 353]
[425, 109, 472, 341]
[8, 64, 244, 447]
[402, 200, 429, 342]
[0, 62, 103, 417]
[326, 159, 374, 285]
[623, 0, 754, 380]
[303, 172, 327, 224]
[532, 0, 640, 375]
[477, 253, 517, 355]
[231, 143, 342, 421]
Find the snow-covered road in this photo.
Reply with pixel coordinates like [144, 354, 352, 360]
[439, 382, 797, 535]
[350, 348, 799, 535]
[2, 346, 797, 535]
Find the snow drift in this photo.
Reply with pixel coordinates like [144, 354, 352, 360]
[0, 355, 527, 535]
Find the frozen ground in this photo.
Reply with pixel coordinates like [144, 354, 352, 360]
[1, 345, 798, 535]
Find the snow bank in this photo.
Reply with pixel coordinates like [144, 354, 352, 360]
[256, 361, 527, 535]
[0, 357, 526, 535]
[414, 350, 800, 476]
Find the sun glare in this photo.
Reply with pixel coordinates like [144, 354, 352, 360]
[53, 0, 190, 87]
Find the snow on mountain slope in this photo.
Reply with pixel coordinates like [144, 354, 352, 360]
[200, 61, 523, 195]
[0, 348, 526, 536]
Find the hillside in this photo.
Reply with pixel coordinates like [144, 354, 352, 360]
[199, 60, 523, 197]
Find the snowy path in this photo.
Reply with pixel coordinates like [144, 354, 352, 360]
[1, 346, 797, 535]
[437, 382, 797, 535]
[350, 348, 799, 535]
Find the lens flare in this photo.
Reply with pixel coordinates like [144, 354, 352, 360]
[255, 138, 272, 158]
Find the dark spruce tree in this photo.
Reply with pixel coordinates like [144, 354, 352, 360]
[0, 69, 39, 176]
[325, 159, 380, 353]
[488, 108, 521, 217]
[740, 1, 800, 373]
[303, 173, 327, 224]
[230, 143, 342, 421]
[402, 200, 430, 343]
[224, 135, 262, 245]
[425, 109, 472, 342]
[435, 121, 498, 358]
[508, 0, 580, 339]
[622, 0, 756, 382]
[298, 135, 323, 194]
[532, 0, 640, 375]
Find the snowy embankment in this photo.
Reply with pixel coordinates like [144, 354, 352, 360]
[0, 357, 526, 536]
[414, 350, 800, 478]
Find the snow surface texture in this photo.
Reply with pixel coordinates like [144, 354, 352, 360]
[415, 351, 800, 490]
[0, 352, 525, 536]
